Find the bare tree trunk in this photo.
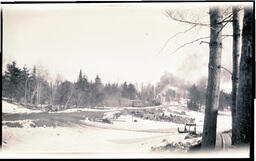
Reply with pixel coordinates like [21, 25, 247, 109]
[201, 7, 223, 150]
[65, 88, 74, 109]
[36, 79, 41, 106]
[36, 79, 39, 105]
[38, 80, 41, 104]
[50, 82, 53, 105]
[31, 89, 36, 104]
[231, 6, 241, 145]
[234, 7, 253, 145]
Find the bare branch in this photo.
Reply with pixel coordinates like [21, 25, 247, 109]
[200, 41, 210, 45]
[222, 35, 234, 40]
[217, 17, 232, 35]
[164, 9, 217, 31]
[222, 34, 233, 37]
[220, 13, 233, 23]
[165, 10, 210, 26]
[222, 7, 232, 16]
[222, 20, 234, 23]
[158, 24, 197, 55]
[168, 34, 233, 55]
[170, 36, 210, 54]
[220, 7, 242, 24]
[218, 65, 232, 76]
[217, 8, 243, 35]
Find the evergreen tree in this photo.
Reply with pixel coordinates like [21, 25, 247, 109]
[127, 83, 137, 100]
[121, 82, 128, 98]
[19, 65, 30, 102]
[77, 69, 83, 90]
[93, 75, 104, 106]
[3, 61, 22, 101]
[187, 84, 200, 111]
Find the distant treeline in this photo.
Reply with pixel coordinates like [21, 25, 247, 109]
[2, 61, 231, 111]
[2, 61, 162, 110]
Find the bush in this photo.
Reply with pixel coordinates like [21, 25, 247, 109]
[187, 101, 199, 111]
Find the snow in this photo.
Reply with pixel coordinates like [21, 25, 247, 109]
[1, 125, 249, 158]
[83, 115, 181, 132]
[168, 105, 232, 133]
[1, 101, 241, 157]
[2, 101, 43, 114]
[1, 125, 172, 154]
[50, 107, 119, 113]
[2, 120, 36, 128]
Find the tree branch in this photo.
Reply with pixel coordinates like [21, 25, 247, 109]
[158, 24, 197, 55]
[217, 65, 232, 76]
[165, 10, 210, 26]
[200, 41, 210, 45]
[222, 20, 234, 23]
[170, 36, 210, 54]
[222, 34, 234, 40]
[217, 8, 243, 35]
[169, 34, 233, 55]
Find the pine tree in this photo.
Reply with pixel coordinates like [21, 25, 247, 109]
[77, 69, 83, 90]
[3, 61, 22, 101]
[121, 82, 128, 98]
[127, 83, 137, 100]
[20, 65, 30, 103]
[94, 75, 104, 106]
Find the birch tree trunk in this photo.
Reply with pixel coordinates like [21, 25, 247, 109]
[36, 80, 39, 105]
[65, 87, 74, 109]
[201, 7, 223, 150]
[235, 7, 253, 145]
[231, 6, 241, 145]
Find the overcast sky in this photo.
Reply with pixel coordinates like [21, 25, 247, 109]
[2, 2, 252, 92]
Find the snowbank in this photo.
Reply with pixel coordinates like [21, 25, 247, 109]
[2, 120, 36, 128]
[2, 101, 43, 114]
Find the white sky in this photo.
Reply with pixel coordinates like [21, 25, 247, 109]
[2, 2, 252, 92]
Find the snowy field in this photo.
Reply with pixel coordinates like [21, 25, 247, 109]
[1, 100, 249, 158]
[82, 114, 181, 133]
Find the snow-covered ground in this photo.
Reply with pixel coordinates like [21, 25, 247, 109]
[83, 114, 181, 133]
[1, 125, 178, 154]
[168, 105, 232, 133]
[49, 105, 166, 114]
[2, 101, 43, 114]
[1, 125, 249, 158]
[1, 100, 247, 158]
[50, 107, 120, 113]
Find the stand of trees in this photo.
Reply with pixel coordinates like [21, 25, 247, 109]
[187, 83, 231, 112]
[2, 64, 161, 109]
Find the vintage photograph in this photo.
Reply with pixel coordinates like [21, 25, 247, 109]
[1, 1, 254, 158]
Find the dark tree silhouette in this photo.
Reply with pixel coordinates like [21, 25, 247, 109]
[234, 7, 253, 145]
